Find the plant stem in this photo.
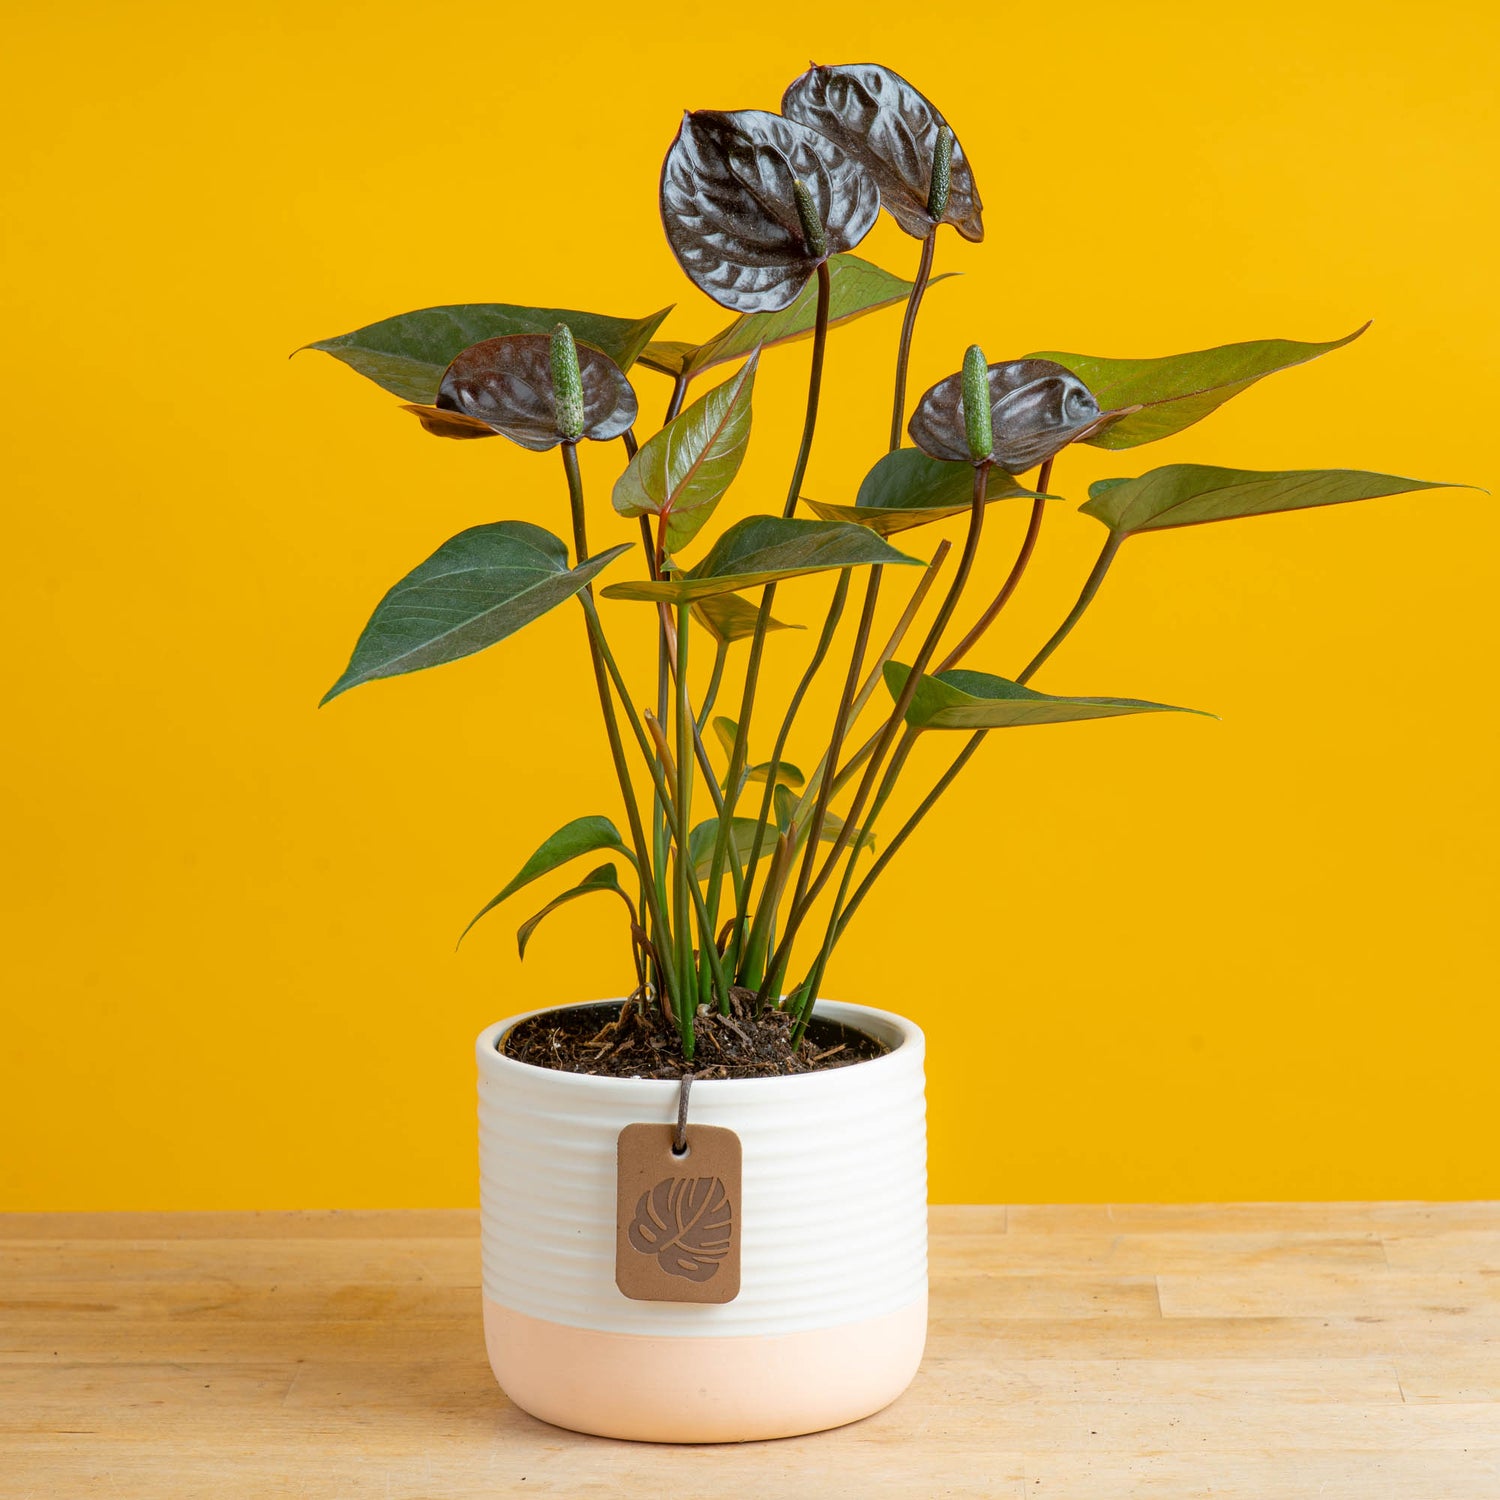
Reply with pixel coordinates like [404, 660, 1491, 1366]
[1017, 530, 1124, 685]
[760, 461, 992, 1010]
[890, 232, 936, 450]
[560, 441, 676, 1006]
[664, 372, 689, 426]
[938, 455, 1053, 673]
[703, 259, 834, 929]
[673, 601, 699, 1030]
[727, 568, 850, 981]
[696, 640, 727, 732]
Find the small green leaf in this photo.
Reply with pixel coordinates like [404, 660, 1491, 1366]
[323, 524, 631, 703]
[1079, 465, 1469, 537]
[885, 663, 1212, 731]
[1029, 327, 1368, 450]
[612, 353, 759, 551]
[711, 716, 742, 764]
[636, 253, 953, 381]
[688, 817, 761, 880]
[692, 594, 803, 645]
[460, 816, 633, 945]
[299, 303, 672, 405]
[601, 517, 922, 605]
[747, 759, 804, 789]
[804, 448, 1046, 536]
[516, 864, 635, 959]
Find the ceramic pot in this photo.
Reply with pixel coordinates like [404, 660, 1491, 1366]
[476, 998, 927, 1442]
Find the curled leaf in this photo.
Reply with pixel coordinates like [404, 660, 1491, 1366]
[692, 593, 803, 645]
[515, 864, 635, 960]
[660, 109, 879, 314]
[627, 1176, 733, 1282]
[782, 62, 983, 242]
[909, 357, 1127, 473]
[426, 334, 636, 451]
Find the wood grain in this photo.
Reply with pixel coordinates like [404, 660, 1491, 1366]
[1, 1205, 1496, 1498]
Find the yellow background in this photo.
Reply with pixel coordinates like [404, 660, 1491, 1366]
[3, 0, 1495, 1209]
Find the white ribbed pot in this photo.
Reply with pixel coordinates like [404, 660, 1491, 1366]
[476, 998, 927, 1443]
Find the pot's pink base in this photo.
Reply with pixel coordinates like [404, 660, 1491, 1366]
[483, 1296, 928, 1443]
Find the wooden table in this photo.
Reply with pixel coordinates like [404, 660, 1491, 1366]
[2, 1205, 1496, 1497]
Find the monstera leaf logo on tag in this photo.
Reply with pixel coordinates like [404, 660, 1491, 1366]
[627, 1177, 733, 1282]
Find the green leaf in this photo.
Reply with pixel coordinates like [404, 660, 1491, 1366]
[1028, 326, 1368, 450]
[885, 663, 1212, 731]
[772, 783, 872, 849]
[1079, 465, 1468, 537]
[600, 517, 922, 605]
[692, 594, 803, 645]
[710, 716, 742, 764]
[804, 448, 1047, 535]
[299, 303, 672, 405]
[612, 353, 759, 551]
[516, 864, 635, 959]
[459, 816, 633, 945]
[688, 817, 761, 880]
[747, 759, 804, 789]
[636, 253, 953, 381]
[323, 524, 631, 703]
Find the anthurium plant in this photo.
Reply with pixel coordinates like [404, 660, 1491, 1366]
[305, 62, 1462, 1066]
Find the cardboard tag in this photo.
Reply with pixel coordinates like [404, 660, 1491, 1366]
[616, 1123, 741, 1304]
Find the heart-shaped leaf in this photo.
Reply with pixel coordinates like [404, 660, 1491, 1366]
[1080, 465, 1467, 537]
[417, 334, 636, 451]
[885, 663, 1212, 731]
[601, 517, 922, 605]
[516, 864, 635, 959]
[782, 62, 983, 242]
[628, 1176, 732, 1281]
[298, 303, 671, 404]
[612, 353, 759, 551]
[323, 524, 632, 703]
[660, 110, 879, 314]
[460, 815, 634, 944]
[909, 358, 1126, 473]
[692, 594, 803, 645]
[804, 447, 1046, 535]
[637, 253, 953, 381]
[1029, 326, 1368, 451]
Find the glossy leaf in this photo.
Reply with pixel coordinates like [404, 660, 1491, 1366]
[804, 448, 1046, 535]
[322, 524, 631, 703]
[660, 110, 879, 314]
[1080, 465, 1467, 537]
[692, 593, 802, 645]
[516, 864, 634, 959]
[637, 254, 952, 381]
[612, 353, 759, 551]
[782, 63, 983, 242]
[909, 358, 1127, 473]
[299, 303, 671, 405]
[459, 816, 633, 944]
[884, 663, 1211, 731]
[600, 517, 921, 605]
[1030, 326, 1368, 450]
[688, 816, 761, 880]
[421, 335, 636, 451]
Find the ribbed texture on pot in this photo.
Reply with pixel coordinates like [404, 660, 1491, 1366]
[477, 1000, 927, 1338]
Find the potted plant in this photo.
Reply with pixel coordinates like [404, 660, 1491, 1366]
[302, 62, 1463, 1442]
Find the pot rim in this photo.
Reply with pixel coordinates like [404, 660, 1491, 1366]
[476, 997, 922, 1099]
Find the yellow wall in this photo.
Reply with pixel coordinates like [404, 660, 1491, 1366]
[3, 0, 1495, 1209]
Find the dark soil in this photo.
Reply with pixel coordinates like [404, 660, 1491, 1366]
[499, 989, 889, 1080]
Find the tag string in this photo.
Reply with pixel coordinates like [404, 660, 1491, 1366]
[674, 1072, 694, 1155]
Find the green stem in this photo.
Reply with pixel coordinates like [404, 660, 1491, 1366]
[560, 441, 676, 1006]
[727, 569, 851, 981]
[1017, 530, 1124, 686]
[673, 602, 699, 1031]
[890, 232, 936, 450]
[696, 640, 727, 733]
[938, 455, 1053, 673]
[704, 258, 834, 929]
[761, 461, 992, 1010]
